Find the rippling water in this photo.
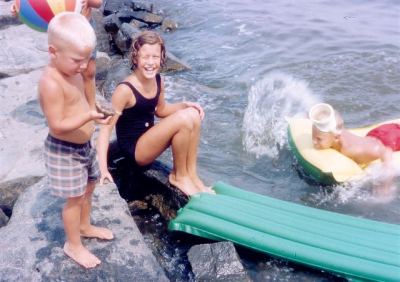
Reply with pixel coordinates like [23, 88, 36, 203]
[139, 0, 399, 280]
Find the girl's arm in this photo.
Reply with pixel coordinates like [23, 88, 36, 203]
[155, 77, 204, 119]
[97, 85, 130, 184]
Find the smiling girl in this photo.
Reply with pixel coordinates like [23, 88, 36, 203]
[97, 31, 213, 196]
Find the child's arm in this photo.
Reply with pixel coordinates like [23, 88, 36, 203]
[39, 78, 103, 134]
[155, 78, 205, 119]
[375, 145, 395, 196]
[97, 119, 116, 184]
[97, 87, 128, 184]
[82, 61, 96, 110]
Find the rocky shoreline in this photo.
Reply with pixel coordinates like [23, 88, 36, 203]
[0, 1, 251, 281]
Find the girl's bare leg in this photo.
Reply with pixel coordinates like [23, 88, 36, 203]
[184, 108, 211, 192]
[80, 181, 114, 240]
[63, 195, 101, 268]
[135, 109, 201, 195]
[168, 124, 200, 195]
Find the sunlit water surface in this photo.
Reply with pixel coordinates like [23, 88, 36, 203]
[125, 0, 400, 280]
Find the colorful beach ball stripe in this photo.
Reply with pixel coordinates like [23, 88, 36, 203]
[16, 0, 82, 32]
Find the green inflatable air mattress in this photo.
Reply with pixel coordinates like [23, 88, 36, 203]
[168, 182, 400, 281]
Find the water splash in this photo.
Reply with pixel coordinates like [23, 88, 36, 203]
[311, 165, 400, 205]
[242, 73, 319, 158]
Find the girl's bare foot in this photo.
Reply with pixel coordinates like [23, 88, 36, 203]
[63, 242, 101, 269]
[81, 225, 114, 240]
[169, 173, 200, 196]
[190, 176, 215, 194]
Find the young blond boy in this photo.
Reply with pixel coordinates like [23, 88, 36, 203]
[11, 1, 103, 113]
[39, 12, 112, 269]
[309, 103, 397, 198]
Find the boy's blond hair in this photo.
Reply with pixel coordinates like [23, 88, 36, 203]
[48, 12, 96, 50]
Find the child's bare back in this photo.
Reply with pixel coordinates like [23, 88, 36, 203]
[338, 130, 391, 165]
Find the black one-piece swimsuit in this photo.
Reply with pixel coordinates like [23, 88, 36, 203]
[115, 74, 161, 166]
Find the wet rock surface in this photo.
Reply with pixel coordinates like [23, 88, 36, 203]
[0, 178, 168, 281]
[188, 241, 251, 282]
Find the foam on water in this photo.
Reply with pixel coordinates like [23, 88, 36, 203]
[242, 72, 319, 158]
[310, 164, 400, 205]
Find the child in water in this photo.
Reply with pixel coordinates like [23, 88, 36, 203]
[310, 103, 398, 198]
[97, 30, 213, 196]
[39, 12, 113, 268]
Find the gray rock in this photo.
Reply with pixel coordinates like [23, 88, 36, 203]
[188, 241, 251, 282]
[92, 9, 112, 54]
[132, 1, 154, 13]
[0, 24, 47, 77]
[129, 18, 149, 29]
[100, 58, 131, 100]
[161, 18, 178, 32]
[0, 178, 168, 281]
[103, 13, 121, 34]
[103, 0, 128, 16]
[116, 7, 137, 23]
[0, 175, 43, 214]
[0, 69, 48, 181]
[114, 23, 140, 53]
[164, 51, 191, 72]
[131, 11, 163, 26]
[0, 208, 8, 227]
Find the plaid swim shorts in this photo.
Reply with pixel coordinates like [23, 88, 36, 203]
[44, 135, 100, 198]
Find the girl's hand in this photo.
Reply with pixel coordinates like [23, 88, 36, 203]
[99, 170, 114, 185]
[184, 101, 205, 120]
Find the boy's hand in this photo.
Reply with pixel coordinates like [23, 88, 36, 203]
[184, 101, 205, 120]
[90, 110, 104, 120]
[95, 116, 113, 124]
[99, 170, 114, 185]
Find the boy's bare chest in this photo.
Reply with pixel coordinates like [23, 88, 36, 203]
[63, 79, 86, 106]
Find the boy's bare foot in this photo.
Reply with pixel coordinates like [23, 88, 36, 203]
[169, 174, 200, 196]
[63, 242, 101, 269]
[81, 225, 114, 240]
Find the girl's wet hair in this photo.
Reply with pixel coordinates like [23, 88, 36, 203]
[129, 30, 166, 69]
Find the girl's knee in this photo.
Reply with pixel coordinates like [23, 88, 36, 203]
[178, 107, 201, 128]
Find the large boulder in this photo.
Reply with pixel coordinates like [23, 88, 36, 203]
[0, 24, 47, 77]
[0, 69, 47, 181]
[187, 241, 251, 282]
[0, 178, 168, 281]
[0, 176, 43, 227]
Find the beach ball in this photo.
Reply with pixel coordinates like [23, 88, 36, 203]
[16, 0, 82, 32]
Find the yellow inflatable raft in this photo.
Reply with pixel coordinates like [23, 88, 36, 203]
[287, 118, 400, 185]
